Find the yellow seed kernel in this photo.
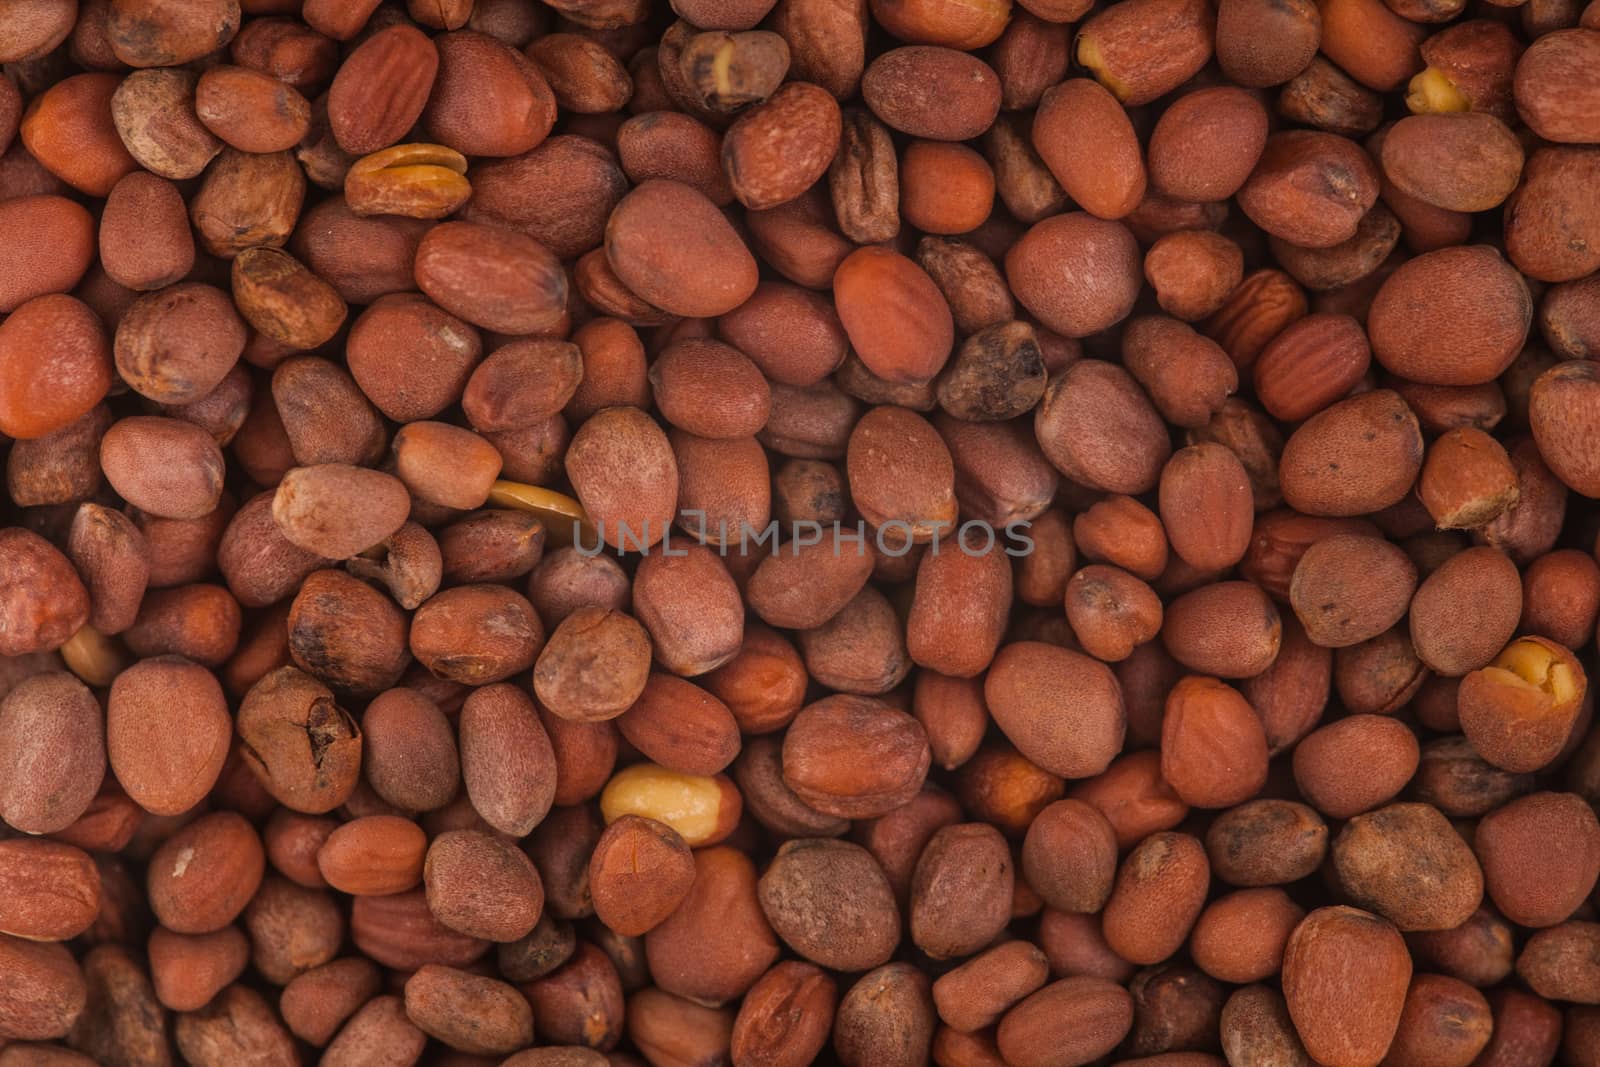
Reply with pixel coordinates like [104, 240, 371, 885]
[601, 762, 726, 846]
[487, 480, 593, 547]
[1490, 636, 1582, 705]
[1076, 34, 1133, 102]
[344, 143, 473, 220]
[1405, 67, 1471, 115]
[60, 624, 132, 688]
[712, 38, 738, 99]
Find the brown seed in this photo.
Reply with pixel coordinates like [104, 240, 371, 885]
[589, 815, 695, 937]
[731, 960, 837, 1067]
[834, 246, 955, 385]
[959, 746, 1067, 839]
[1101, 832, 1210, 965]
[931, 940, 1049, 1034]
[1161, 581, 1282, 679]
[391, 420, 503, 511]
[1236, 131, 1380, 250]
[627, 989, 737, 1067]
[1418, 427, 1519, 530]
[348, 888, 489, 972]
[1475, 791, 1600, 929]
[1219, 985, 1312, 1067]
[935, 321, 1047, 423]
[985, 641, 1125, 779]
[1288, 534, 1417, 648]
[278, 959, 387, 1049]
[782, 695, 932, 820]
[1517, 921, 1600, 1003]
[0, 933, 86, 1041]
[414, 220, 567, 336]
[1512, 29, 1600, 145]
[1278, 390, 1424, 517]
[410, 584, 543, 685]
[107, 656, 232, 817]
[316, 815, 426, 897]
[1331, 802, 1484, 932]
[1413, 735, 1533, 818]
[847, 405, 959, 545]
[1032, 79, 1145, 220]
[1281, 907, 1413, 1067]
[1529, 359, 1600, 497]
[18, 73, 137, 198]
[534, 607, 652, 723]
[458, 683, 558, 837]
[1382, 974, 1492, 1067]
[1381, 112, 1523, 213]
[723, 81, 841, 211]
[99, 415, 226, 521]
[326, 23, 439, 155]
[149, 926, 253, 1015]
[1007, 215, 1141, 340]
[616, 672, 741, 776]
[519, 940, 624, 1051]
[288, 569, 410, 694]
[830, 109, 900, 245]
[1158, 443, 1253, 572]
[236, 665, 361, 814]
[1074, 0, 1213, 105]
[1367, 246, 1531, 386]
[1159, 676, 1269, 809]
[174, 983, 297, 1067]
[1292, 714, 1420, 819]
[1122, 316, 1239, 431]
[463, 338, 582, 433]
[758, 838, 901, 971]
[424, 829, 544, 943]
[1207, 800, 1329, 891]
[862, 46, 1000, 141]
[270, 464, 410, 561]
[231, 247, 346, 351]
[0, 672, 103, 836]
[566, 405, 679, 552]
[271, 356, 386, 469]
[0, 531, 86, 659]
[99, 172, 196, 292]
[1035, 359, 1170, 494]
[996, 977, 1134, 1067]
[403, 965, 533, 1055]
[110, 68, 222, 180]
[650, 338, 772, 440]
[1019, 799, 1117, 914]
[833, 963, 937, 1067]
[604, 179, 759, 318]
[1409, 546, 1522, 677]
[465, 135, 626, 261]
[1506, 146, 1600, 284]
[189, 148, 306, 259]
[359, 687, 460, 813]
[0, 839, 100, 942]
[1148, 87, 1269, 202]
[1252, 312, 1371, 424]
[1458, 635, 1586, 776]
[1190, 888, 1305, 985]
[1063, 564, 1162, 664]
[146, 812, 265, 935]
[645, 846, 780, 1006]
[909, 822, 1013, 960]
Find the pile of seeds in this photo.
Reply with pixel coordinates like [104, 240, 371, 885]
[1, 0, 1600, 1065]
